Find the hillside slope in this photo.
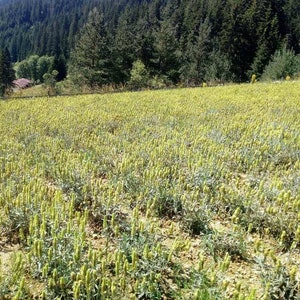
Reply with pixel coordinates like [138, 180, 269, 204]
[0, 0, 300, 82]
[0, 0, 111, 60]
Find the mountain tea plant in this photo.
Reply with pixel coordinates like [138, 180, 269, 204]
[0, 81, 299, 299]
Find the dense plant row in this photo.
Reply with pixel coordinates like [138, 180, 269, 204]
[0, 81, 299, 298]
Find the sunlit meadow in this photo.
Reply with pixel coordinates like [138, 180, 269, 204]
[0, 81, 299, 299]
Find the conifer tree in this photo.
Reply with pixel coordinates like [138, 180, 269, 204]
[0, 48, 15, 96]
[52, 55, 67, 82]
[68, 8, 111, 88]
[151, 19, 181, 83]
[250, 2, 281, 77]
[180, 19, 212, 85]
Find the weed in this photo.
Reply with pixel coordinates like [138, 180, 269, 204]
[204, 229, 248, 261]
[0, 253, 31, 299]
[180, 205, 212, 236]
[257, 258, 300, 299]
[153, 189, 183, 219]
[89, 202, 129, 236]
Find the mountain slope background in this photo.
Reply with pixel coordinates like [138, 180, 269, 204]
[0, 0, 300, 84]
[0, 0, 115, 61]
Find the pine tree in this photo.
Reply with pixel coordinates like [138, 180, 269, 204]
[284, 0, 300, 51]
[111, 12, 135, 84]
[68, 8, 111, 88]
[0, 50, 4, 96]
[151, 19, 181, 83]
[0, 48, 15, 96]
[250, 2, 281, 77]
[218, 0, 255, 81]
[52, 55, 67, 82]
[180, 19, 212, 85]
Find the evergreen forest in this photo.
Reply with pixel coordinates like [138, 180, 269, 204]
[0, 0, 300, 88]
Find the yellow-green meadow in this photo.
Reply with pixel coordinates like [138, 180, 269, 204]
[0, 82, 299, 299]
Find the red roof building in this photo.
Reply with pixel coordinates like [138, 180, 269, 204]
[13, 78, 33, 89]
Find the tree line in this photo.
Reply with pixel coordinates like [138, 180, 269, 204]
[0, 0, 300, 92]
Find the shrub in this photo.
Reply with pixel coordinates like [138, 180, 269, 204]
[261, 47, 300, 81]
[128, 60, 150, 90]
[180, 205, 212, 236]
[153, 190, 183, 219]
[204, 229, 248, 261]
[89, 202, 129, 236]
[0, 253, 31, 299]
[258, 258, 300, 300]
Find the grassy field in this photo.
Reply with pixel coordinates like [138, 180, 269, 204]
[0, 81, 299, 299]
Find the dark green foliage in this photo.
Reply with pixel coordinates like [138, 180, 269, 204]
[0, 47, 15, 96]
[0, 0, 105, 61]
[150, 18, 181, 83]
[180, 19, 212, 85]
[15, 55, 56, 83]
[68, 8, 112, 88]
[1, 0, 300, 85]
[204, 49, 232, 84]
[283, 0, 300, 52]
[52, 55, 67, 82]
[250, 2, 281, 77]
